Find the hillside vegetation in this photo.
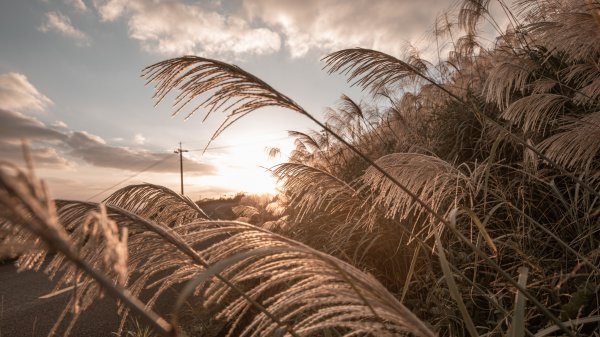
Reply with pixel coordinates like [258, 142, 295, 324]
[1, 0, 599, 336]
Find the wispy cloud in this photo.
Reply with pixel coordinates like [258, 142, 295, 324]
[133, 133, 146, 145]
[65, 0, 88, 12]
[39, 11, 90, 46]
[92, 0, 127, 21]
[0, 73, 53, 112]
[52, 120, 69, 129]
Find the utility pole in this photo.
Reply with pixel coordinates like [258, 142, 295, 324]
[174, 142, 188, 195]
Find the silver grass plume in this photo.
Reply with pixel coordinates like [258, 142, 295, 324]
[143, 56, 306, 151]
[288, 130, 326, 154]
[102, 183, 210, 224]
[539, 111, 600, 171]
[326, 46, 600, 202]
[566, 63, 600, 106]
[231, 204, 260, 219]
[271, 162, 375, 230]
[359, 153, 473, 239]
[483, 51, 541, 109]
[323, 48, 432, 95]
[501, 93, 570, 134]
[516, 0, 600, 63]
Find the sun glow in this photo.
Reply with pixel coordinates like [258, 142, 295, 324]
[184, 137, 291, 197]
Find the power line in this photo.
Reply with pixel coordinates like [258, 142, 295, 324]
[85, 153, 176, 201]
[187, 136, 290, 152]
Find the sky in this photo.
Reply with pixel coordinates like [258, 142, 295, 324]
[0, 0, 474, 201]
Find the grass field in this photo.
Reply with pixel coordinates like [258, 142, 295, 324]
[1, 0, 599, 336]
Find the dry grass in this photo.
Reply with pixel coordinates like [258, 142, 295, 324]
[2, 0, 600, 336]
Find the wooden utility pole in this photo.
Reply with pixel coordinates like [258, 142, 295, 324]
[174, 142, 188, 195]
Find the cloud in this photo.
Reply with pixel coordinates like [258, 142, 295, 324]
[39, 11, 90, 46]
[92, 0, 128, 21]
[0, 73, 53, 112]
[133, 133, 145, 145]
[0, 142, 71, 168]
[70, 130, 106, 145]
[65, 0, 88, 11]
[52, 120, 69, 129]
[242, 0, 445, 58]
[0, 109, 66, 142]
[0, 109, 71, 168]
[92, 0, 280, 58]
[0, 74, 70, 168]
